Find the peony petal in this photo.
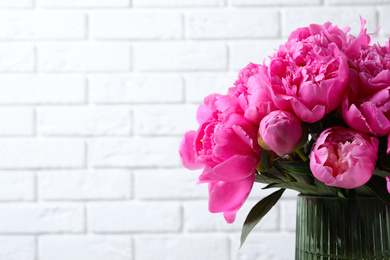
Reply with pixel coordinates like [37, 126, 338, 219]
[342, 99, 374, 135]
[209, 155, 258, 182]
[208, 174, 255, 223]
[179, 131, 203, 170]
[290, 98, 326, 123]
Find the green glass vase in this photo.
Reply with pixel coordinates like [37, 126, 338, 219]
[295, 195, 390, 260]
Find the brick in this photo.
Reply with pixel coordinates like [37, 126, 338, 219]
[0, 75, 85, 104]
[88, 202, 181, 232]
[0, 12, 85, 40]
[371, 36, 389, 45]
[188, 9, 279, 39]
[135, 235, 229, 260]
[0, 140, 85, 169]
[133, 105, 198, 135]
[380, 7, 390, 36]
[0, 236, 35, 260]
[283, 7, 377, 37]
[0, 108, 33, 135]
[0, 0, 33, 8]
[232, 0, 321, 5]
[133, 0, 224, 7]
[90, 137, 181, 167]
[231, 233, 296, 260]
[90, 11, 182, 40]
[39, 235, 132, 260]
[0, 44, 34, 72]
[281, 200, 297, 232]
[38, 170, 131, 200]
[134, 42, 227, 71]
[89, 75, 183, 104]
[37, 0, 130, 8]
[0, 204, 84, 233]
[0, 172, 34, 201]
[230, 40, 285, 71]
[38, 107, 131, 136]
[184, 200, 279, 232]
[134, 168, 207, 199]
[185, 73, 236, 103]
[325, 0, 390, 4]
[38, 44, 130, 72]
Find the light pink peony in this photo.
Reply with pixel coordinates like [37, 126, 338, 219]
[342, 42, 390, 136]
[258, 110, 304, 156]
[310, 126, 379, 189]
[179, 93, 262, 223]
[263, 22, 350, 123]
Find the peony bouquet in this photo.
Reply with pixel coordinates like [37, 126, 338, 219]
[179, 18, 390, 245]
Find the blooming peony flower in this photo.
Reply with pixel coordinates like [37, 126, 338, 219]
[228, 63, 277, 125]
[179, 93, 262, 223]
[310, 126, 379, 189]
[342, 42, 390, 136]
[258, 110, 305, 156]
[263, 22, 350, 123]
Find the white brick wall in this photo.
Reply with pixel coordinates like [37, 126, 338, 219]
[0, 1, 385, 259]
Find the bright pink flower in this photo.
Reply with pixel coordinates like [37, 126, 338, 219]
[288, 17, 370, 59]
[229, 63, 277, 125]
[288, 22, 350, 50]
[342, 42, 390, 136]
[309, 126, 379, 189]
[258, 110, 304, 156]
[264, 22, 350, 123]
[179, 93, 262, 223]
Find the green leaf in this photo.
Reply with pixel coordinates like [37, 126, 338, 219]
[261, 150, 270, 172]
[254, 172, 284, 184]
[287, 172, 314, 185]
[364, 175, 390, 204]
[263, 181, 320, 195]
[313, 178, 337, 196]
[240, 188, 285, 247]
[276, 160, 312, 175]
[373, 168, 390, 178]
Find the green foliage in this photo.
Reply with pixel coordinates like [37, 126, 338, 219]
[240, 188, 285, 247]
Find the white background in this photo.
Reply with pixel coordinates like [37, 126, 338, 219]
[0, 0, 387, 259]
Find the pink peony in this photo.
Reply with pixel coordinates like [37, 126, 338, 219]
[179, 93, 262, 223]
[309, 126, 379, 189]
[263, 22, 350, 123]
[342, 42, 390, 136]
[258, 110, 304, 156]
[229, 63, 277, 125]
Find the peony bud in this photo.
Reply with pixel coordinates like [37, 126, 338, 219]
[310, 126, 379, 189]
[258, 110, 306, 156]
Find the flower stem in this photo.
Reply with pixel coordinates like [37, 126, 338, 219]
[296, 149, 308, 161]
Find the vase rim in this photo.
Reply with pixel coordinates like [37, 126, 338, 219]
[298, 194, 379, 200]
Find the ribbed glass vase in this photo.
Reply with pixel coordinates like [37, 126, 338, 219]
[295, 195, 390, 260]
